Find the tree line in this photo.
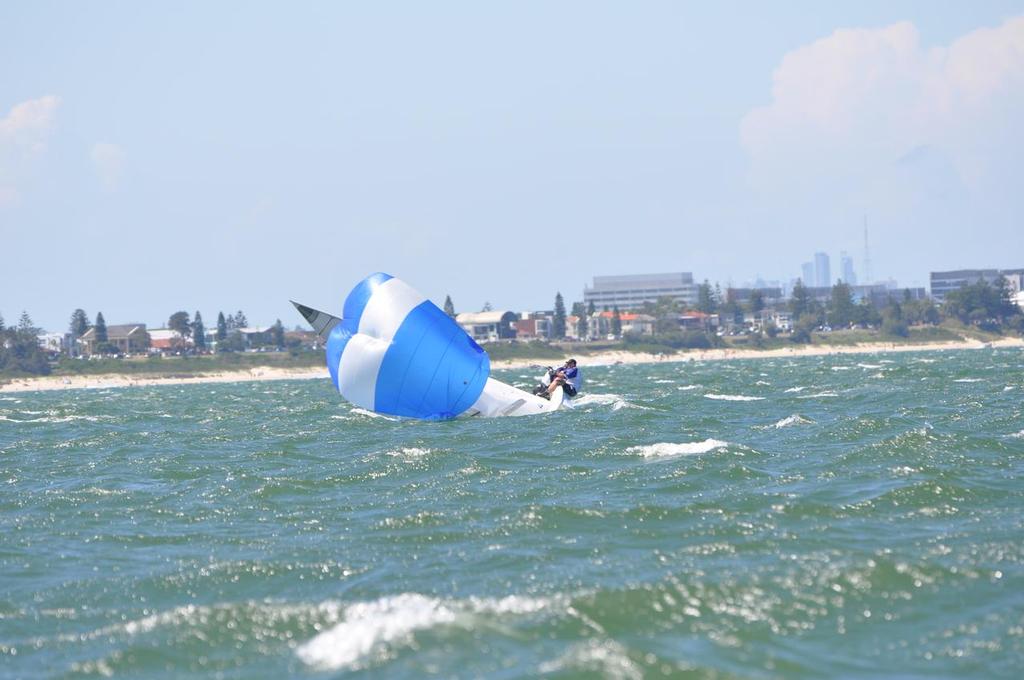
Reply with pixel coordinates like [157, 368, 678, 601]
[1, 307, 293, 377]
[442, 275, 1022, 347]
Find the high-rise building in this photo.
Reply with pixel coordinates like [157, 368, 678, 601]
[801, 262, 814, 285]
[840, 251, 857, 285]
[814, 252, 831, 288]
[583, 273, 697, 311]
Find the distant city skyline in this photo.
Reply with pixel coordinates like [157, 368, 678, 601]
[3, 3, 1022, 331]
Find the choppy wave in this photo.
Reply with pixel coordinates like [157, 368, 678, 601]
[627, 439, 729, 458]
[766, 414, 814, 429]
[572, 393, 647, 411]
[296, 593, 559, 671]
[704, 394, 764, 401]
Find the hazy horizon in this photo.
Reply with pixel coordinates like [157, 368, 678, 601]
[3, 2, 1023, 331]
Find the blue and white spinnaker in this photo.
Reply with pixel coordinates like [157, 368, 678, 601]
[292, 273, 565, 420]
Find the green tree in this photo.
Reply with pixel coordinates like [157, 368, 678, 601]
[790, 280, 811, 318]
[69, 309, 89, 338]
[697, 280, 717, 313]
[0, 312, 5, 333]
[587, 300, 596, 316]
[791, 313, 817, 344]
[611, 306, 622, 338]
[168, 311, 192, 338]
[649, 296, 681, 335]
[216, 312, 228, 341]
[443, 295, 456, 318]
[552, 293, 566, 339]
[748, 289, 765, 315]
[720, 289, 742, 326]
[0, 311, 49, 375]
[827, 281, 856, 328]
[234, 310, 248, 329]
[881, 301, 909, 337]
[94, 312, 108, 344]
[481, 301, 493, 312]
[193, 312, 206, 351]
[572, 302, 589, 339]
[272, 319, 285, 349]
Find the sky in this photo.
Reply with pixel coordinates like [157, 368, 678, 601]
[2, 1, 1023, 332]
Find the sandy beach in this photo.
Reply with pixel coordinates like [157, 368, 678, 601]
[2, 337, 1020, 395]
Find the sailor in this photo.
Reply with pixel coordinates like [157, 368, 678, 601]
[540, 359, 580, 399]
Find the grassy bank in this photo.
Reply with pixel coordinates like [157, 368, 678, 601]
[49, 350, 324, 378]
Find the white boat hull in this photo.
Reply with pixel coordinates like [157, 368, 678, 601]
[465, 378, 566, 417]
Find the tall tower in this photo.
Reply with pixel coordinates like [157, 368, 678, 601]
[863, 216, 872, 285]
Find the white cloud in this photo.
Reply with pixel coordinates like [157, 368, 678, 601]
[91, 142, 126, 191]
[0, 95, 61, 206]
[740, 17, 1024, 208]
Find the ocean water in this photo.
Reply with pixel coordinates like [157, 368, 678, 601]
[1, 349, 1023, 679]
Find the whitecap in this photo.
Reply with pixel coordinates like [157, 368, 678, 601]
[830, 366, 853, 371]
[797, 391, 839, 399]
[297, 593, 558, 671]
[539, 640, 642, 679]
[857, 363, 883, 369]
[385, 447, 432, 459]
[627, 439, 729, 458]
[572, 394, 649, 411]
[1008, 430, 1024, 439]
[676, 385, 700, 391]
[704, 394, 764, 401]
[769, 414, 814, 429]
[953, 378, 983, 383]
[652, 379, 675, 384]
[1004, 386, 1014, 392]
[755, 380, 771, 386]
[783, 386, 806, 393]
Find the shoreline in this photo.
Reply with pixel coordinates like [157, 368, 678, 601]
[2, 337, 1020, 395]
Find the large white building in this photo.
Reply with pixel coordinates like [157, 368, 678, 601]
[583, 273, 697, 311]
[930, 268, 1024, 303]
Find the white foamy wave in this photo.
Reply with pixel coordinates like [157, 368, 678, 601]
[627, 439, 729, 458]
[857, 363, 883, 369]
[797, 391, 839, 399]
[831, 366, 853, 371]
[572, 394, 648, 411]
[652, 379, 675, 384]
[539, 640, 643, 680]
[704, 394, 764, 401]
[297, 593, 558, 671]
[676, 385, 700, 391]
[769, 414, 814, 429]
[385, 447, 432, 459]
[1008, 430, 1024, 439]
[783, 386, 806, 393]
[1004, 386, 1015, 392]
[953, 378, 983, 383]
[755, 380, 771, 386]
[0, 414, 105, 424]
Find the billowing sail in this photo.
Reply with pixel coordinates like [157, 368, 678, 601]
[323, 273, 490, 420]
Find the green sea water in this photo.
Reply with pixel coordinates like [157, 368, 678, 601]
[1, 349, 1023, 679]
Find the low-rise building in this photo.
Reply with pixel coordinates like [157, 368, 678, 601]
[514, 314, 551, 340]
[455, 311, 519, 343]
[78, 324, 149, 355]
[148, 328, 191, 352]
